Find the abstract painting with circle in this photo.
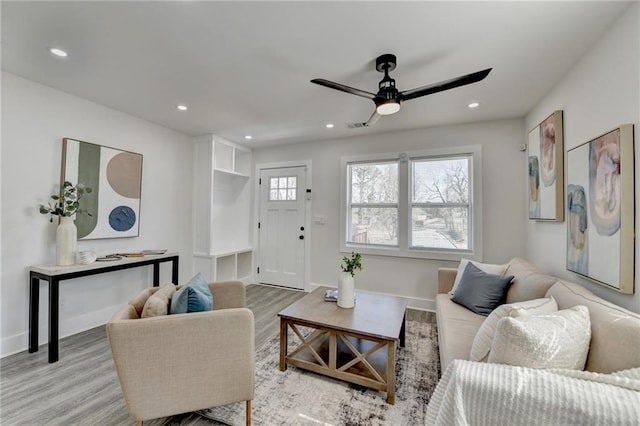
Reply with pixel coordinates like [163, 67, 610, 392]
[62, 138, 143, 239]
[527, 111, 564, 221]
[566, 125, 634, 294]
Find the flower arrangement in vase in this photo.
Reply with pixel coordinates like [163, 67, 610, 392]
[338, 252, 363, 308]
[39, 181, 92, 266]
[39, 181, 92, 221]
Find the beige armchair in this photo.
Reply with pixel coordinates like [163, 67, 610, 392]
[106, 281, 255, 426]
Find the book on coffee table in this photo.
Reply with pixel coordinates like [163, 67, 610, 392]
[324, 290, 338, 302]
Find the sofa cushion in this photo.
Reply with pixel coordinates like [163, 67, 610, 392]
[504, 257, 558, 304]
[546, 280, 640, 373]
[450, 259, 509, 295]
[470, 297, 558, 362]
[489, 305, 591, 370]
[141, 284, 176, 318]
[170, 273, 213, 314]
[451, 263, 514, 316]
[435, 294, 486, 372]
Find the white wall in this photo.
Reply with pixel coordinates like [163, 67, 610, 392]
[525, 3, 639, 313]
[253, 119, 526, 309]
[1, 72, 194, 357]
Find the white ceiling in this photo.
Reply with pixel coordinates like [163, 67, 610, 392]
[1, 1, 632, 148]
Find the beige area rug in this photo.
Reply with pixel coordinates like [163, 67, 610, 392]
[198, 318, 440, 426]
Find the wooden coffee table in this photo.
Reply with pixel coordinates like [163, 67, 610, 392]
[278, 287, 407, 404]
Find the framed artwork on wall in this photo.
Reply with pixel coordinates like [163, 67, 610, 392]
[62, 138, 143, 240]
[566, 124, 634, 294]
[528, 110, 564, 221]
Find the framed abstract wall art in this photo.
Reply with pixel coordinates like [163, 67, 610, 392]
[528, 110, 564, 221]
[566, 124, 634, 294]
[62, 138, 143, 240]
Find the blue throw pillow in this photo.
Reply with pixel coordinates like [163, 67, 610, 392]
[451, 262, 514, 316]
[170, 273, 214, 314]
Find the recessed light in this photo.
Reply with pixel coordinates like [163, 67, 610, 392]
[50, 48, 68, 57]
[177, 105, 188, 111]
[245, 135, 252, 140]
[326, 123, 334, 129]
[468, 102, 480, 109]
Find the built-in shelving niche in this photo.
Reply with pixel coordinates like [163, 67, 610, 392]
[192, 135, 253, 284]
[213, 139, 251, 177]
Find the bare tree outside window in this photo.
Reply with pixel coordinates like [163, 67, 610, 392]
[348, 162, 398, 246]
[411, 157, 471, 249]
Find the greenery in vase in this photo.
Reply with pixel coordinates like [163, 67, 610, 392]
[39, 181, 93, 222]
[341, 252, 363, 277]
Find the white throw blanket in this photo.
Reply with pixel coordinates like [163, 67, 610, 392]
[426, 360, 640, 426]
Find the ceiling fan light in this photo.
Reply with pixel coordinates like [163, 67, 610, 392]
[376, 100, 400, 115]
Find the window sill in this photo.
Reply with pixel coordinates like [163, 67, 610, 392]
[341, 243, 481, 262]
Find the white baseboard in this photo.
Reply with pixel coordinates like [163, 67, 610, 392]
[309, 282, 435, 312]
[0, 334, 29, 359]
[1, 304, 122, 359]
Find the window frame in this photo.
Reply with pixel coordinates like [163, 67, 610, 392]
[340, 145, 483, 261]
[409, 154, 472, 251]
[346, 159, 400, 248]
[268, 175, 298, 201]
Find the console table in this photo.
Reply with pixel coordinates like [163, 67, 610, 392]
[29, 252, 179, 363]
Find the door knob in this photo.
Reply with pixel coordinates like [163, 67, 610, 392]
[299, 235, 304, 240]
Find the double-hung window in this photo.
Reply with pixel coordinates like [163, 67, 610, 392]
[347, 161, 399, 247]
[410, 155, 471, 250]
[341, 146, 482, 261]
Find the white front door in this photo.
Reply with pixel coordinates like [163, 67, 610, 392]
[258, 166, 306, 289]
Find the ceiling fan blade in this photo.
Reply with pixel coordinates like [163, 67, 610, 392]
[399, 68, 492, 101]
[347, 110, 381, 129]
[365, 110, 381, 126]
[311, 79, 376, 100]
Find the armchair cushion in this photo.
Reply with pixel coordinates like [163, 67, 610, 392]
[141, 284, 176, 318]
[128, 288, 155, 317]
[170, 273, 213, 314]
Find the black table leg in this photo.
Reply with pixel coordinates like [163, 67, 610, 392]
[171, 257, 179, 284]
[153, 263, 160, 287]
[399, 312, 406, 348]
[48, 278, 59, 363]
[153, 257, 179, 286]
[29, 274, 40, 353]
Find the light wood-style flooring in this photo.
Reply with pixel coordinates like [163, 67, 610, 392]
[0, 284, 433, 425]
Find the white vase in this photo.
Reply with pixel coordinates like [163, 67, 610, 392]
[337, 272, 355, 308]
[56, 216, 77, 266]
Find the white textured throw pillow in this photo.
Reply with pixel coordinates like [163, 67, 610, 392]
[449, 259, 509, 295]
[613, 368, 640, 380]
[470, 297, 558, 362]
[488, 305, 591, 370]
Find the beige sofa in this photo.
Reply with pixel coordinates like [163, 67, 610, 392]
[107, 280, 255, 425]
[436, 257, 640, 374]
